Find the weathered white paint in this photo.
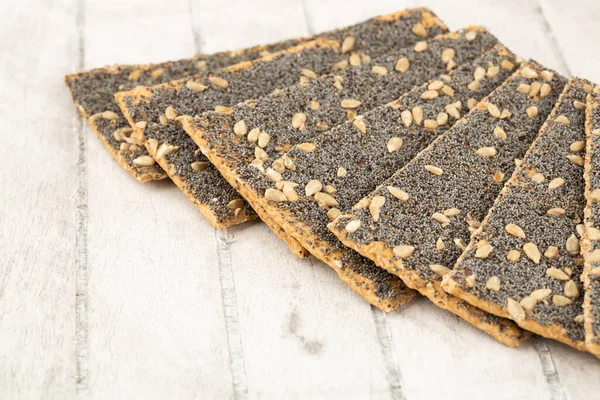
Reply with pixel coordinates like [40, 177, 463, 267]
[1, 0, 599, 399]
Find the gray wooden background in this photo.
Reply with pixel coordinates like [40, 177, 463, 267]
[2, 0, 600, 398]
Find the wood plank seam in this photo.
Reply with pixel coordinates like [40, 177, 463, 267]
[216, 229, 249, 399]
[371, 307, 406, 400]
[533, 338, 566, 400]
[188, 0, 203, 56]
[536, 0, 572, 75]
[75, 0, 90, 393]
[300, 0, 316, 35]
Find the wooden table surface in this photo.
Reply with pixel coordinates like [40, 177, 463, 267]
[2, 0, 600, 398]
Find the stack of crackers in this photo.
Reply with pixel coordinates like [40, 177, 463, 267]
[64, 7, 600, 357]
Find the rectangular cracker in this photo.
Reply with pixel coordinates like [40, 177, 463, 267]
[118, 40, 345, 258]
[183, 28, 500, 312]
[582, 87, 600, 358]
[64, 8, 447, 182]
[329, 62, 566, 345]
[115, 10, 448, 230]
[442, 77, 592, 352]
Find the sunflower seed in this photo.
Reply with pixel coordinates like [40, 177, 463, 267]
[393, 245, 415, 259]
[258, 131, 271, 148]
[552, 295, 572, 307]
[526, 106, 539, 118]
[255, 146, 268, 161]
[387, 137, 403, 153]
[432, 212, 450, 225]
[569, 140, 584, 151]
[186, 80, 208, 92]
[528, 81, 542, 97]
[314, 192, 339, 208]
[487, 103, 501, 118]
[132, 156, 156, 167]
[531, 288, 552, 301]
[476, 147, 497, 157]
[227, 199, 245, 210]
[301, 68, 317, 80]
[441, 48, 455, 63]
[523, 242, 541, 263]
[387, 186, 409, 201]
[247, 128, 260, 142]
[369, 195, 386, 221]
[548, 177, 564, 190]
[521, 67, 539, 79]
[566, 234, 580, 255]
[265, 188, 287, 202]
[372, 65, 388, 76]
[401, 110, 413, 127]
[411, 22, 428, 37]
[297, 142, 316, 152]
[327, 208, 341, 220]
[486, 276, 501, 291]
[546, 267, 569, 281]
[414, 41, 427, 52]
[505, 223, 526, 239]
[395, 57, 410, 73]
[445, 104, 460, 119]
[340, 36, 355, 54]
[412, 106, 423, 125]
[353, 118, 367, 134]
[573, 100, 586, 110]
[209, 76, 229, 88]
[234, 120, 247, 136]
[564, 280, 579, 298]
[436, 237, 445, 251]
[340, 99, 361, 109]
[544, 246, 559, 259]
[506, 250, 521, 262]
[532, 173, 545, 183]
[424, 119, 439, 130]
[337, 167, 347, 177]
[429, 264, 451, 277]
[475, 241, 494, 259]
[425, 165, 443, 176]
[507, 298, 526, 321]
[156, 143, 179, 159]
[465, 30, 477, 41]
[345, 220, 361, 233]
[541, 70, 553, 82]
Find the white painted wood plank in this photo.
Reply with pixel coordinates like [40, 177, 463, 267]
[227, 223, 391, 399]
[190, 0, 308, 54]
[82, 0, 232, 398]
[304, 0, 419, 34]
[83, 0, 196, 66]
[0, 0, 78, 398]
[539, 0, 600, 82]
[387, 299, 551, 400]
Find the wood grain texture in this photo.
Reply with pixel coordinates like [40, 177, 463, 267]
[0, 1, 78, 398]
[2, 0, 600, 399]
[82, 0, 231, 398]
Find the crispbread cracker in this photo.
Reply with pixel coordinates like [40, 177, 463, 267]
[65, 8, 447, 182]
[443, 78, 592, 352]
[329, 62, 566, 345]
[581, 87, 600, 358]
[116, 11, 448, 229]
[183, 28, 500, 311]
